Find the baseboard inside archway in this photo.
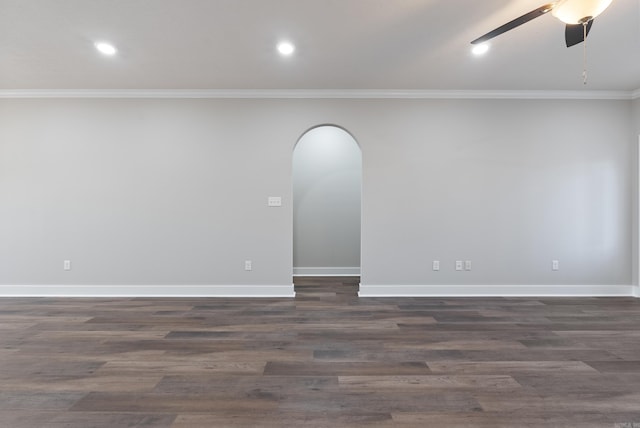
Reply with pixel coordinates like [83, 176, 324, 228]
[293, 267, 360, 276]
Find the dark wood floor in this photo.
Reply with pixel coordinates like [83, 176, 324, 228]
[1, 277, 640, 427]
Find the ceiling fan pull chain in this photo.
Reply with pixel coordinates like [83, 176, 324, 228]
[583, 21, 588, 85]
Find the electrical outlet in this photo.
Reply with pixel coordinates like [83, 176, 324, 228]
[465, 260, 472, 271]
[432, 260, 440, 271]
[244, 260, 252, 271]
[63, 260, 71, 271]
[552, 260, 559, 271]
[268, 197, 282, 207]
[455, 260, 463, 271]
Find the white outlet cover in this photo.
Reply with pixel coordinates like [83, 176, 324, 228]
[268, 197, 282, 207]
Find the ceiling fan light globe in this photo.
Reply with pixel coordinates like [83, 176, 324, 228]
[551, 0, 613, 24]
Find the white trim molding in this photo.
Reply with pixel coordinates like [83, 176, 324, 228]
[0, 89, 635, 100]
[358, 284, 635, 297]
[0, 284, 295, 298]
[1, 283, 636, 298]
[632, 88, 640, 100]
[293, 267, 360, 276]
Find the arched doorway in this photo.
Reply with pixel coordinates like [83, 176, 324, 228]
[292, 125, 362, 279]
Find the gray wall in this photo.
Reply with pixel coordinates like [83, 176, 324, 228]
[0, 98, 635, 289]
[293, 126, 361, 273]
[633, 97, 640, 286]
[0, 99, 295, 286]
[360, 99, 632, 286]
[634, 98, 640, 135]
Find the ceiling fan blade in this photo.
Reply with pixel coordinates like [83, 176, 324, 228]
[565, 20, 594, 47]
[471, 3, 555, 45]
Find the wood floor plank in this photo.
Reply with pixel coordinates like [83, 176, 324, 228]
[388, 339, 528, 350]
[275, 389, 482, 413]
[0, 411, 66, 428]
[263, 361, 431, 376]
[70, 392, 279, 413]
[391, 411, 640, 427]
[338, 374, 521, 390]
[153, 374, 339, 395]
[312, 348, 465, 362]
[585, 360, 640, 373]
[97, 359, 265, 375]
[0, 392, 86, 411]
[427, 360, 599, 374]
[477, 391, 640, 413]
[171, 412, 395, 428]
[0, 374, 163, 392]
[44, 412, 176, 428]
[512, 372, 640, 394]
[456, 348, 622, 362]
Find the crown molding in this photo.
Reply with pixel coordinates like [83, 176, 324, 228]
[0, 89, 635, 100]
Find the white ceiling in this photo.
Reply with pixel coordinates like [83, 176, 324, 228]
[1, 0, 639, 92]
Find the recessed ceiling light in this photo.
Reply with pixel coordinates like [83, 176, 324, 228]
[94, 42, 117, 56]
[277, 41, 295, 56]
[472, 43, 489, 56]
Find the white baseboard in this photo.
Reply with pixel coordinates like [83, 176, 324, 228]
[358, 284, 636, 297]
[0, 284, 295, 298]
[293, 267, 360, 276]
[3, 283, 634, 298]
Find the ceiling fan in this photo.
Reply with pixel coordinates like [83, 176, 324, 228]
[471, 0, 613, 47]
